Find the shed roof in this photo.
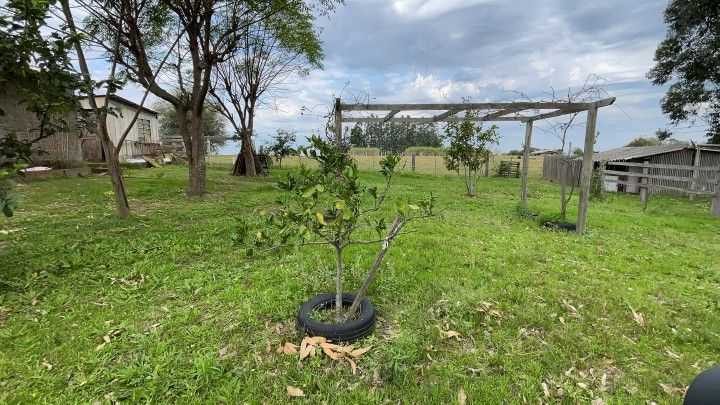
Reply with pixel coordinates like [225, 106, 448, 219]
[81, 94, 159, 116]
[592, 145, 688, 162]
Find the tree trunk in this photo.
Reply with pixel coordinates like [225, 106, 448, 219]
[335, 245, 344, 321]
[343, 216, 405, 321]
[242, 130, 256, 176]
[102, 140, 130, 219]
[187, 114, 206, 196]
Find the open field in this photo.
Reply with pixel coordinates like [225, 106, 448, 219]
[1, 163, 719, 403]
[207, 154, 544, 177]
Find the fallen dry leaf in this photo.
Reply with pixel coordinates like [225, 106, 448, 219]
[659, 383, 674, 395]
[282, 342, 298, 355]
[591, 398, 606, 405]
[458, 387, 467, 405]
[286, 385, 304, 397]
[541, 382, 550, 398]
[347, 358, 357, 375]
[444, 330, 461, 339]
[322, 346, 342, 360]
[629, 306, 645, 328]
[562, 299, 581, 318]
[103, 335, 111, 343]
[664, 349, 681, 359]
[350, 346, 371, 358]
[95, 342, 106, 351]
[265, 340, 272, 353]
[42, 359, 53, 371]
[558, 316, 566, 325]
[31, 297, 38, 307]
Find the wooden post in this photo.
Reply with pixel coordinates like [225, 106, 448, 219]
[411, 154, 416, 172]
[576, 103, 597, 234]
[639, 160, 650, 202]
[712, 166, 720, 218]
[484, 151, 490, 177]
[520, 121, 533, 207]
[689, 146, 701, 200]
[334, 98, 342, 148]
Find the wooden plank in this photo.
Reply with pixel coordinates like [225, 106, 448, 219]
[713, 167, 720, 217]
[383, 110, 400, 122]
[479, 108, 523, 120]
[603, 178, 713, 196]
[607, 161, 717, 172]
[142, 155, 161, 168]
[639, 160, 650, 202]
[340, 116, 523, 123]
[603, 169, 719, 185]
[432, 109, 463, 122]
[528, 107, 584, 122]
[340, 98, 616, 112]
[520, 121, 533, 207]
[576, 104, 597, 234]
[690, 147, 701, 200]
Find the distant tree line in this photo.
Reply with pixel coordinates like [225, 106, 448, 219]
[348, 119, 443, 153]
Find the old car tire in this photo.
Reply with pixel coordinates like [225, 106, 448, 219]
[297, 293, 375, 343]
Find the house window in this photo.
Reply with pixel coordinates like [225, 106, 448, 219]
[137, 118, 151, 142]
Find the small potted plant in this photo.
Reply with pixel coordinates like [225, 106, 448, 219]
[245, 136, 435, 342]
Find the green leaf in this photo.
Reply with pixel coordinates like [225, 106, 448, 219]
[335, 199, 346, 209]
[315, 211, 326, 225]
[301, 186, 316, 198]
[408, 204, 420, 210]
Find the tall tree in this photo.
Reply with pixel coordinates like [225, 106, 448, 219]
[75, 0, 339, 194]
[59, 0, 180, 218]
[648, 0, 720, 144]
[209, 6, 323, 176]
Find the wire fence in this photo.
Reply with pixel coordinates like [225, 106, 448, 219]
[207, 153, 545, 177]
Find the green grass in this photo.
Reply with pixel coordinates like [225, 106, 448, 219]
[1, 163, 719, 404]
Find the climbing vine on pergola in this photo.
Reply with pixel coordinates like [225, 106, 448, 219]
[332, 97, 616, 234]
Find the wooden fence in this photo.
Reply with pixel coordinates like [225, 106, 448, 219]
[542, 155, 582, 187]
[542, 155, 720, 217]
[602, 160, 720, 217]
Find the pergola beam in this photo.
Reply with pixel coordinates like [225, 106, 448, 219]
[383, 109, 400, 122]
[340, 99, 616, 112]
[480, 107, 525, 120]
[432, 109, 464, 122]
[341, 116, 523, 123]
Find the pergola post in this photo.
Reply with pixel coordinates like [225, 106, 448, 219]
[334, 97, 342, 147]
[576, 103, 598, 234]
[520, 121, 533, 207]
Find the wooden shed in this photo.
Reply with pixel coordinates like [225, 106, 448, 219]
[0, 81, 83, 164]
[592, 145, 720, 195]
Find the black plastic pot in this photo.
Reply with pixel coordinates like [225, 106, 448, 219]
[296, 293, 375, 343]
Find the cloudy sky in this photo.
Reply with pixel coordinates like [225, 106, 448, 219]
[117, 0, 710, 153]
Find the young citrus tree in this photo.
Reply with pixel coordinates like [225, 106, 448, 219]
[444, 111, 499, 196]
[247, 136, 435, 323]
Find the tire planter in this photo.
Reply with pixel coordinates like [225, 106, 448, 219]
[297, 292, 375, 343]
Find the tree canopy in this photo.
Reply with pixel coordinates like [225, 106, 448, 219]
[347, 120, 442, 153]
[648, 0, 720, 143]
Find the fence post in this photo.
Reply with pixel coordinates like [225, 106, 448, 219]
[411, 154, 416, 172]
[690, 146, 701, 200]
[712, 166, 720, 218]
[639, 160, 650, 202]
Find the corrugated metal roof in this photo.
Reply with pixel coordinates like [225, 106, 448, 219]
[590, 145, 688, 162]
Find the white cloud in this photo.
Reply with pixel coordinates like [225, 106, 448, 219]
[391, 0, 494, 19]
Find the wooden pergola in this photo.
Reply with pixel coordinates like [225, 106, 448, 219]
[333, 96, 616, 234]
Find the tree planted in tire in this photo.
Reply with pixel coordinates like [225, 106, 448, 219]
[246, 136, 435, 324]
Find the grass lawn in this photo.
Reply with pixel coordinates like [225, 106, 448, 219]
[1, 163, 719, 403]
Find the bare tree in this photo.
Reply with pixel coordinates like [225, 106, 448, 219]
[540, 75, 609, 220]
[209, 12, 322, 176]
